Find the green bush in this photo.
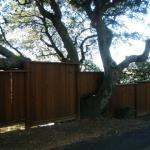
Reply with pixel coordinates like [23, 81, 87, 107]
[113, 106, 135, 119]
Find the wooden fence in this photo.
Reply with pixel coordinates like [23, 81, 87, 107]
[110, 84, 136, 113]
[79, 72, 103, 97]
[0, 65, 150, 128]
[110, 82, 150, 116]
[136, 82, 150, 116]
[0, 62, 79, 127]
[0, 71, 25, 124]
[25, 62, 79, 127]
[79, 72, 150, 117]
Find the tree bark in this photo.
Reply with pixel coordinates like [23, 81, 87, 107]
[92, 18, 116, 115]
[50, 18, 79, 63]
[0, 45, 30, 70]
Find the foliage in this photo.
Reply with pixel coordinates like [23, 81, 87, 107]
[81, 60, 101, 72]
[0, 0, 97, 65]
[120, 59, 150, 84]
[113, 106, 135, 119]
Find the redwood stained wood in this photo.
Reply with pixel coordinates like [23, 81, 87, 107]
[110, 84, 136, 112]
[79, 72, 103, 97]
[0, 73, 11, 123]
[0, 71, 25, 125]
[0, 64, 150, 127]
[12, 72, 25, 121]
[25, 62, 78, 126]
[136, 82, 150, 116]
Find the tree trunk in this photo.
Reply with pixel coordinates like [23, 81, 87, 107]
[51, 18, 79, 63]
[80, 70, 119, 118]
[96, 70, 119, 112]
[80, 17, 119, 118]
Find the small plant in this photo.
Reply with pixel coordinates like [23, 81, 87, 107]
[113, 106, 135, 119]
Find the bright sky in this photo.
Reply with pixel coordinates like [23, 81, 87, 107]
[93, 8, 150, 69]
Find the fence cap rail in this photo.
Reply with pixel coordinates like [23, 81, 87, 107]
[136, 80, 150, 83]
[116, 81, 150, 86]
[24, 61, 80, 65]
[0, 70, 28, 73]
[80, 71, 104, 74]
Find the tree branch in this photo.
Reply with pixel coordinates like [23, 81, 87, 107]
[49, 0, 62, 19]
[0, 45, 17, 58]
[80, 34, 97, 50]
[74, 28, 91, 45]
[36, 0, 79, 63]
[40, 17, 67, 62]
[79, 34, 97, 63]
[35, 0, 54, 19]
[0, 26, 23, 56]
[118, 39, 150, 70]
[0, 45, 31, 69]
[80, 41, 95, 63]
[82, 1, 93, 21]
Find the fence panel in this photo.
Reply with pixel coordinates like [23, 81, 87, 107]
[0, 72, 12, 124]
[109, 84, 136, 113]
[136, 82, 150, 116]
[1, 67, 150, 127]
[12, 72, 25, 122]
[0, 71, 25, 125]
[25, 62, 79, 127]
[79, 72, 103, 97]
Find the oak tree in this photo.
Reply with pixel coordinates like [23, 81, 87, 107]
[0, 0, 150, 116]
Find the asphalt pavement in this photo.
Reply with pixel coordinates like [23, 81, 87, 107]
[53, 126, 150, 150]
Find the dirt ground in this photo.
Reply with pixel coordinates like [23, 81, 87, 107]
[0, 118, 150, 150]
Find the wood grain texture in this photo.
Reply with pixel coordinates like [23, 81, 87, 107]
[0, 64, 150, 127]
[25, 62, 79, 127]
[0, 71, 25, 125]
[79, 72, 103, 97]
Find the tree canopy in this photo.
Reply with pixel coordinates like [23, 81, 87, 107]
[0, 0, 149, 69]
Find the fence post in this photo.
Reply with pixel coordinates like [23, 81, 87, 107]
[134, 83, 138, 118]
[75, 64, 80, 120]
[24, 62, 31, 129]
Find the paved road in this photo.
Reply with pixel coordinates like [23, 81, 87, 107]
[53, 127, 150, 150]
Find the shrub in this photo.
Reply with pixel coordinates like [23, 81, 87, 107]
[113, 106, 135, 119]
